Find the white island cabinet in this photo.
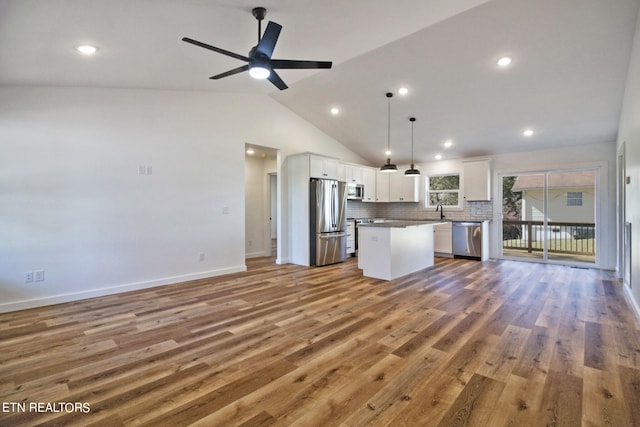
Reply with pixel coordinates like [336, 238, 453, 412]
[357, 221, 445, 280]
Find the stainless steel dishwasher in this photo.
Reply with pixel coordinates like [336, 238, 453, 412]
[452, 222, 482, 259]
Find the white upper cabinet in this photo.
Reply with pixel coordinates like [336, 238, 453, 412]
[343, 164, 364, 184]
[309, 155, 339, 180]
[376, 171, 390, 202]
[362, 167, 376, 202]
[337, 162, 346, 182]
[389, 172, 419, 202]
[462, 159, 491, 201]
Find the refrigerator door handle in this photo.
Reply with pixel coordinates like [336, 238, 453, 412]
[319, 232, 347, 239]
[331, 182, 337, 228]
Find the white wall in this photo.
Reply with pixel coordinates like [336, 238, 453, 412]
[617, 7, 640, 315]
[0, 86, 366, 312]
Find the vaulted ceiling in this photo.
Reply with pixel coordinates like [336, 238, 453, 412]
[2, 0, 638, 165]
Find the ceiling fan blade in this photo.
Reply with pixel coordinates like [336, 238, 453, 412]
[267, 70, 288, 90]
[255, 21, 282, 58]
[270, 59, 332, 70]
[182, 37, 249, 62]
[210, 65, 250, 80]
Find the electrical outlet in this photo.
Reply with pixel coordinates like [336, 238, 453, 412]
[222, 206, 230, 215]
[199, 253, 205, 262]
[24, 271, 33, 283]
[35, 270, 45, 282]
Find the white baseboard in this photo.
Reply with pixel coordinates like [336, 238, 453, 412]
[245, 250, 267, 258]
[623, 283, 640, 324]
[0, 265, 247, 314]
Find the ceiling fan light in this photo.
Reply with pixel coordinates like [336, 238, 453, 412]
[249, 65, 271, 79]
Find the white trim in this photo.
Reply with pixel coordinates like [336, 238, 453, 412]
[624, 283, 640, 324]
[424, 172, 463, 210]
[0, 265, 247, 314]
[617, 142, 626, 279]
[246, 251, 267, 258]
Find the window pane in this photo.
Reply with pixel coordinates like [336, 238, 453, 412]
[430, 192, 458, 206]
[548, 171, 595, 262]
[501, 173, 545, 260]
[429, 175, 459, 191]
[440, 192, 459, 206]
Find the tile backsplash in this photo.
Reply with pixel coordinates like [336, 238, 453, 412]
[346, 200, 493, 221]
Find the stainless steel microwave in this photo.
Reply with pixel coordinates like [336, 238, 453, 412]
[347, 183, 364, 200]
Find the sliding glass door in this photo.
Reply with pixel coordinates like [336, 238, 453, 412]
[501, 169, 597, 265]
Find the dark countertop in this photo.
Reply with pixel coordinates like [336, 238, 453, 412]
[357, 220, 447, 228]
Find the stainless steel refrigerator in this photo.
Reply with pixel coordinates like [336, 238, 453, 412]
[310, 178, 348, 266]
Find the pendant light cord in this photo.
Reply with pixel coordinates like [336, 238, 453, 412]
[387, 93, 392, 153]
[410, 117, 415, 165]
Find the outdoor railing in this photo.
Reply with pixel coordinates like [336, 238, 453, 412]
[502, 220, 595, 256]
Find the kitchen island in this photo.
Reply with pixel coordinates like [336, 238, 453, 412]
[357, 220, 446, 280]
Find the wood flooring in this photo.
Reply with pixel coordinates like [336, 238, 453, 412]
[1, 256, 640, 426]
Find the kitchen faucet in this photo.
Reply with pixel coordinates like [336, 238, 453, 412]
[435, 201, 445, 220]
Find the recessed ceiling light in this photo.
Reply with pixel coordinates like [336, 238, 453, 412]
[246, 148, 255, 155]
[434, 154, 443, 160]
[385, 149, 392, 156]
[76, 45, 98, 55]
[497, 56, 512, 67]
[523, 129, 534, 137]
[330, 107, 340, 115]
[443, 140, 453, 148]
[398, 87, 409, 96]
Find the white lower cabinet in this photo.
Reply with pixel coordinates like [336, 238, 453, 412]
[434, 222, 453, 255]
[346, 220, 356, 255]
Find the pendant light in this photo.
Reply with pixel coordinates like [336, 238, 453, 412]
[405, 117, 420, 176]
[380, 92, 398, 173]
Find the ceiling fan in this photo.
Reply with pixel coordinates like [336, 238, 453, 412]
[182, 7, 332, 90]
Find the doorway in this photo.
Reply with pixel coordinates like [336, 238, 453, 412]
[244, 143, 278, 260]
[500, 168, 598, 265]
